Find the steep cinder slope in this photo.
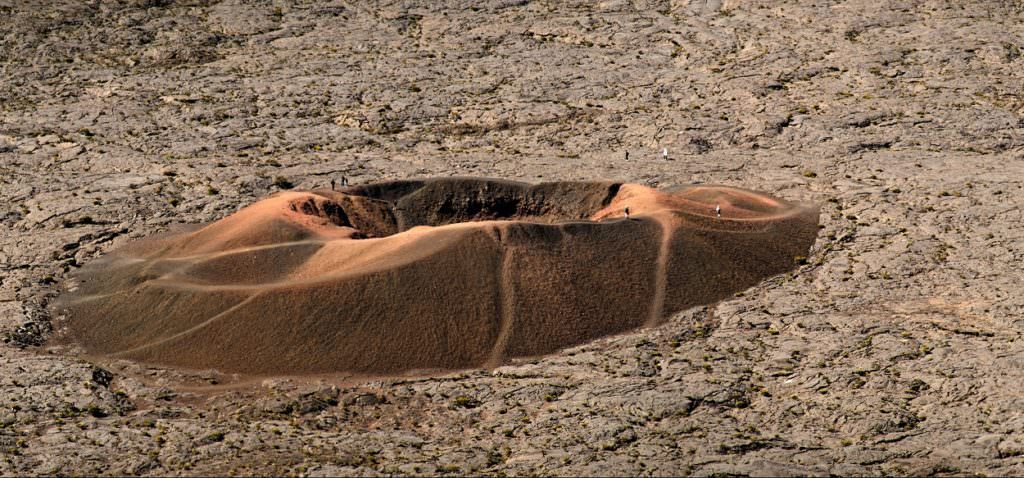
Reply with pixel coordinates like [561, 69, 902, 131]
[56, 178, 817, 375]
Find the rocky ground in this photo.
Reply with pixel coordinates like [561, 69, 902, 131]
[2, 0, 1024, 475]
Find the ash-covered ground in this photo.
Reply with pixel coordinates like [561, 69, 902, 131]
[2, 0, 1024, 475]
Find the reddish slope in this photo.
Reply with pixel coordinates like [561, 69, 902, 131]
[56, 178, 818, 376]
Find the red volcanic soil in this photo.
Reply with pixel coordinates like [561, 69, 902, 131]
[54, 178, 819, 376]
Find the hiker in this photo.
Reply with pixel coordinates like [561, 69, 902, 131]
[624, 207, 630, 220]
[715, 204, 721, 217]
[625, 151, 629, 161]
[331, 179, 336, 190]
[341, 176, 349, 187]
[662, 147, 668, 159]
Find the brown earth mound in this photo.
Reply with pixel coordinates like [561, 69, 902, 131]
[55, 178, 818, 376]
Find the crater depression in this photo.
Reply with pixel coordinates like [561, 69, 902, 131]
[55, 178, 819, 376]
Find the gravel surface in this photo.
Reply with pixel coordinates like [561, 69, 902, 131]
[2, 0, 1024, 475]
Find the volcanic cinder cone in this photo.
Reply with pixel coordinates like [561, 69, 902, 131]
[54, 178, 819, 376]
